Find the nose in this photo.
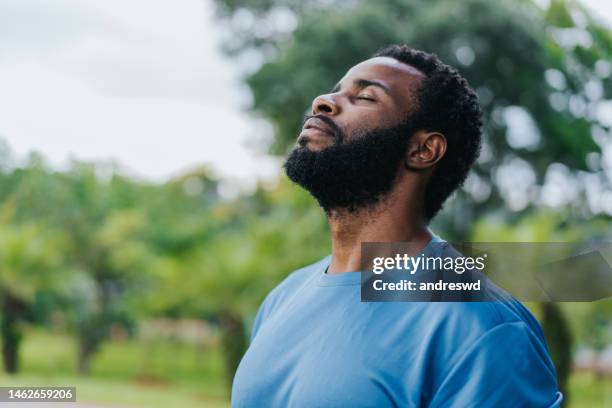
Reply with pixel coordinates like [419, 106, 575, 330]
[311, 93, 340, 116]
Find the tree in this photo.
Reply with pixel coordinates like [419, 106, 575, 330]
[0, 158, 159, 375]
[0, 203, 67, 373]
[54, 165, 158, 375]
[212, 0, 611, 234]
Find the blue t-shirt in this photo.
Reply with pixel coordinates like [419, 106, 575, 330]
[232, 236, 563, 407]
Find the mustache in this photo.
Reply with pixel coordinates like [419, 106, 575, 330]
[302, 114, 344, 144]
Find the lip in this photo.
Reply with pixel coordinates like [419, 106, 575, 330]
[298, 128, 334, 147]
[303, 117, 335, 137]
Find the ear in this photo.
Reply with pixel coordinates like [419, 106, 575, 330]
[404, 130, 447, 170]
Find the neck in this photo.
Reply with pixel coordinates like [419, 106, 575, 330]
[326, 187, 432, 274]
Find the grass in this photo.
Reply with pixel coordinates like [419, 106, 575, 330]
[0, 374, 229, 408]
[0, 327, 229, 408]
[569, 371, 612, 408]
[0, 328, 610, 407]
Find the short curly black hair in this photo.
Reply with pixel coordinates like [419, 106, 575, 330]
[373, 44, 483, 220]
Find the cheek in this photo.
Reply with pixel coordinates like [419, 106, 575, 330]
[343, 112, 399, 141]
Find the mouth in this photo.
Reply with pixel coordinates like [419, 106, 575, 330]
[302, 117, 335, 137]
[304, 124, 333, 136]
[296, 116, 340, 149]
[298, 117, 336, 148]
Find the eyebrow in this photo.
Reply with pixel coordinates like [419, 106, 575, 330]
[331, 78, 391, 95]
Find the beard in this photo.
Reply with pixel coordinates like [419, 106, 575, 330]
[283, 117, 416, 214]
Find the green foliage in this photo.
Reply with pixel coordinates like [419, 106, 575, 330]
[0, 195, 70, 373]
[147, 177, 329, 319]
[212, 0, 611, 238]
[0, 216, 67, 302]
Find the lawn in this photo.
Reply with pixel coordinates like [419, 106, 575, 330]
[569, 371, 612, 408]
[0, 328, 610, 407]
[0, 327, 229, 408]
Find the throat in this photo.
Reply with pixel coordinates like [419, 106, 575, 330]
[326, 197, 431, 274]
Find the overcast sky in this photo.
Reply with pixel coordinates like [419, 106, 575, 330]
[0, 0, 611, 191]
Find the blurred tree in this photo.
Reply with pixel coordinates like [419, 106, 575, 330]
[55, 165, 158, 375]
[541, 302, 573, 404]
[0, 203, 66, 373]
[0, 158, 159, 374]
[212, 0, 611, 237]
[0, 147, 222, 376]
[582, 300, 612, 352]
[71, 208, 155, 374]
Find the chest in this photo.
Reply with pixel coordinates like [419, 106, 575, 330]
[232, 295, 429, 407]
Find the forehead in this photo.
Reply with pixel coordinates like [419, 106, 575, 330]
[339, 56, 424, 98]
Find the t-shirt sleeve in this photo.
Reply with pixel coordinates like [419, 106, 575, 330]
[428, 321, 563, 408]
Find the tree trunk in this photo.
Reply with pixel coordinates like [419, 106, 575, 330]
[219, 310, 247, 394]
[1, 293, 26, 374]
[76, 280, 111, 376]
[77, 327, 104, 376]
[77, 338, 95, 375]
[540, 302, 572, 406]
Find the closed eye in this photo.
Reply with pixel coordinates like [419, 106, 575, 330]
[357, 95, 375, 101]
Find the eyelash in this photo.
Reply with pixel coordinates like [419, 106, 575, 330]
[356, 95, 375, 101]
[331, 87, 376, 102]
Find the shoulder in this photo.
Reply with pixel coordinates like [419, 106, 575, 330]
[265, 255, 329, 307]
[250, 255, 330, 339]
[427, 296, 544, 340]
[426, 237, 546, 338]
[413, 297, 557, 403]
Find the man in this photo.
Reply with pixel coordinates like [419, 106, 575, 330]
[231, 45, 563, 407]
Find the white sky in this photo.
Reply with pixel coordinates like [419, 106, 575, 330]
[0, 0, 610, 191]
[0, 0, 279, 192]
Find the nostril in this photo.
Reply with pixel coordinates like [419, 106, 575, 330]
[317, 104, 332, 113]
[312, 95, 338, 115]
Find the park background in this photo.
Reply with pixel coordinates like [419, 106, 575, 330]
[0, 0, 611, 406]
